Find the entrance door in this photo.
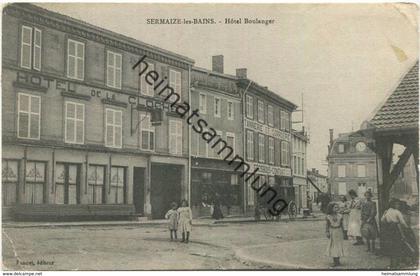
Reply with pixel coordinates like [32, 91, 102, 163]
[55, 163, 80, 204]
[133, 167, 145, 214]
[151, 164, 182, 219]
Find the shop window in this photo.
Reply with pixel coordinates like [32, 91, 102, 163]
[67, 39, 84, 80]
[110, 167, 125, 204]
[227, 101, 234, 120]
[169, 69, 181, 97]
[18, 93, 41, 140]
[199, 93, 207, 114]
[20, 25, 41, 71]
[2, 160, 18, 205]
[246, 130, 254, 161]
[258, 100, 264, 123]
[169, 119, 182, 155]
[246, 95, 253, 119]
[88, 165, 105, 204]
[107, 50, 122, 89]
[25, 161, 45, 204]
[65, 101, 84, 144]
[55, 163, 79, 204]
[105, 108, 122, 148]
[140, 113, 155, 151]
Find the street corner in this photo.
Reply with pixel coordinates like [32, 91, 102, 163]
[234, 238, 390, 270]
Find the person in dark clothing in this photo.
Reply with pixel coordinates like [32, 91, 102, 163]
[212, 193, 224, 220]
[360, 191, 378, 252]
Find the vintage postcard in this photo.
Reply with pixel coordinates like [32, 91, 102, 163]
[1, 2, 418, 272]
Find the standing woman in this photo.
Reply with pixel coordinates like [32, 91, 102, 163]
[338, 195, 350, 240]
[347, 189, 364, 245]
[178, 199, 193, 243]
[325, 202, 345, 267]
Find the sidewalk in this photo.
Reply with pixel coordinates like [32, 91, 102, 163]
[234, 238, 390, 270]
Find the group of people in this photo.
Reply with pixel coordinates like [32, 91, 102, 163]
[325, 189, 418, 268]
[164, 199, 193, 243]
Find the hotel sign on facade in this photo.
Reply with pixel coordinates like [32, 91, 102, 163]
[248, 162, 292, 177]
[244, 118, 291, 141]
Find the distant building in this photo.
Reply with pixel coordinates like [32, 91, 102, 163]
[292, 129, 309, 211]
[326, 129, 377, 200]
[307, 168, 328, 203]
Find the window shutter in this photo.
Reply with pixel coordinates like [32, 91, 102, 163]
[115, 53, 122, 88]
[33, 28, 42, 71]
[77, 43, 84, 80]
[21, 26, 32, 69]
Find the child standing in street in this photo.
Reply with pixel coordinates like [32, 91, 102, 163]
[326, 202, 345, 267]
[178, 199, 193, 243]
[165, 202, 179, 241]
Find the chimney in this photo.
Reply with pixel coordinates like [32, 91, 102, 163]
[212, 55, 224, 73]
[312, 168, 316, 173]
[329, 129, 334, 146]
[236, 68, 247, 79]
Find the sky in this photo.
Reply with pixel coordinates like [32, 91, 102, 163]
[37, 3, 418, 174]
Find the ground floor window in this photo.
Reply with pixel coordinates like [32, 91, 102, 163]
[110, 166, 126, 204]
[25, 161, 46, 204]
[2, 160, 19, 205]
[88, 165, 105, 204]
[55, 163, 79, 204]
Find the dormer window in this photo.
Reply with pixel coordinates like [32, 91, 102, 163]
[338, 144, 345, 153]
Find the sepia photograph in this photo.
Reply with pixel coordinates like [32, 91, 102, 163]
[1, 1, 419, 272]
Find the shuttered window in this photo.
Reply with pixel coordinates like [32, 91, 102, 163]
[169, 69, 181, 96]
[281, 141, 290, 166]
[105, 109, 122, 148]
[20, 26, 41, 71]
[169, 119, 182, 155]
[107, 51, 122, 89]
[140, 62, 154, 96]
[258, 134, 265, 163]
[246, 130, 254, 161]
[67, 39, 85, 80]
[65, 102, 84, 144]
[268, 137, 274, 165]
[18, 93, 41, 139]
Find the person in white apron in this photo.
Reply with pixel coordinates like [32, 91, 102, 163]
[347, 189, 364, 245]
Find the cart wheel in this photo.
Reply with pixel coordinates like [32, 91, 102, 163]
[288, 201, 297, 220]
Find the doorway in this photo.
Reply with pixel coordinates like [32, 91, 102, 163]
[133, 167, 145, 215]
[151, 164, 182, 219]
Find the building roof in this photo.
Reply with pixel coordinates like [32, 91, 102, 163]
[369, 61, 418, 132]
[6, 3, 195, 66]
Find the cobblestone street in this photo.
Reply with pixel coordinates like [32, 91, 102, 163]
[2, 218, 390, 270]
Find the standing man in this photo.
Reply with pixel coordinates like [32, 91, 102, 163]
[347, 189, 364, 245]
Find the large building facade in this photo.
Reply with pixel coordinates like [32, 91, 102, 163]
[292, 129, 309, 211]
[237, 72, 296, 214]
[190, 56, 244, 217]
[2, 4, 193, 219]
[327, 129, 377, 200]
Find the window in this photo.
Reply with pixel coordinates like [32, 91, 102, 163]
[105, 108, 122, 148]
[267, 105, 274, 126]
[67, 39, 84, 80]
[20, 26, 41, 71]
[88, 165, 105, 204]
[231, 174, 238, 185]
[338, 182, 346, 195]
[140, 62, 154, 96]
[246, 175, 255, 206]
[2, 160, 18, 206]
[169, 119, 183, 155]
[298, 157, 302, 175]
[258, 134, 265, 163]
[258, 100, 264, 123]
[268, 137, 274, 164]
[226, 132, 235, 157]
[18, 93, 41, 139]
[55, 163, 79, 204]
[140, 113, 155, 151]
[110, 167, 125, 204]
[25, 161, 45, 204]
[169, 69, 181, 96]
[246, 95, 253, 119]
[210, 130, 222, 158]
[357, 164, 366, 177]
[107, 51, 122, 89]
[246, 130, 254, 161]
[198, 130, 208, 157]
[293, 156, 297, 174]
[281, 141, 290, 166]
[338, 165, 346, 178]
[285, 112, 290, 131]
[65, 102, 84, 144]
[338, 144, 345, 153]
[199, 93, 207, 114]
[214, 97, 221, 117]
[227, 101, 234, 120]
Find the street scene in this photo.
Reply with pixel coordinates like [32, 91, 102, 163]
[1, 2, 419, 272]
